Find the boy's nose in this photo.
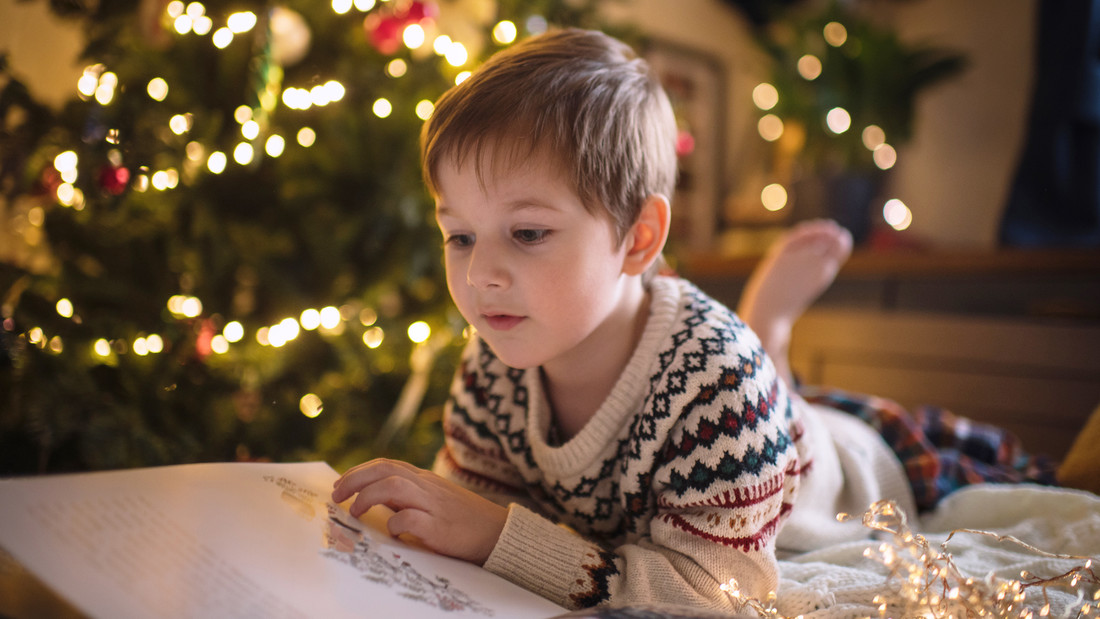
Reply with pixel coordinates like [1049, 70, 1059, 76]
[465, 245, 509, 290]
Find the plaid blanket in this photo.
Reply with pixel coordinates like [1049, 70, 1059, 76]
[799, 386, 1060, 511]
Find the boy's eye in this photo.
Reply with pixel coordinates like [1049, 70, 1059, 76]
[513, 229, 550, 244]
[444, 233, 474, 248]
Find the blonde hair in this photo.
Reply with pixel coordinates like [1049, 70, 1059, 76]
[421, 28, 678, 243]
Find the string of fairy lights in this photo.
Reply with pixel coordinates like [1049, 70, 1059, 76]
[722, 500, 1100, 619]
[13, 0, 521, 417]
[751, 19, 915, 232]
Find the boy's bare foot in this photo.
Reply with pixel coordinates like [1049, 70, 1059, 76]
[738, 219, 853, 387]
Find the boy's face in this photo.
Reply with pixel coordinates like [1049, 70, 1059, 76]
[434, 148, 638, 372]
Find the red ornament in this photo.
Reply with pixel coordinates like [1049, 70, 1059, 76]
[364, 12, 404, 55]
[98, 163, 130, 195]
[403, 0, 438, 23]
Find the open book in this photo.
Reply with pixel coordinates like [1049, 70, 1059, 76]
[0, 461, 567, 619]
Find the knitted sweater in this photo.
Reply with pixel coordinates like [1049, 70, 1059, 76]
[432, 275, 817, 611]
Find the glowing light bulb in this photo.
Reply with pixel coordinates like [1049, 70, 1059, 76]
[373, 98, 392, 118]
[415, 99, 434, 120]
[300, 308, 321, 330]
[798, 54, 822, 80]
[758, 114, 784, 142]
[147, 77, 169, 101]
[826, 107, 851, 134]
[319, 306, 342, 330]
[210, 334, 229, 354]
[56, 298, 74, 318]
[873, 143, 897, 170]
[212, 27, 233, 48]
[407, 321, 431, 343]
[241, 119, 260, 139]
[332, 0, 352, 14]
[863, 125, 886, 150]
[146, 334, 164, 353]
[233, 142, 254, 165]
[445, 42, 468, 67]
[493, 20, 517, 44]
[824, 22, 848, 47]
[363, 326, 384, 348]
[94, 338, 112, 357]
[207, 151, 227, 173]
[761, 183, 787, 211]
[297, 127, 316, 147]
[752, 83, 778, 110]
[403, 23, 425, 49]
[223, 321, 244, 342]
[883, 198, 912, 230]
[387, 58, 407, 78]
[265, 134, 285, 157]
[227, 11, 257, 34]
[300, 393, 323, 418]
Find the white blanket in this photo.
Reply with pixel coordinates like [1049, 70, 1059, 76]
[776, 484, 1100, 618]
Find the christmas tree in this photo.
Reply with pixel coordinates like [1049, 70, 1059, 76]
[0, 0, 612, 474]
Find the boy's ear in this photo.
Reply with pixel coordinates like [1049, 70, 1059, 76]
[623, 193, 671, 276]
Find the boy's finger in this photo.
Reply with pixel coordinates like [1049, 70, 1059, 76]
[332, 459, 423, 501]
[347, 474, 432, 517]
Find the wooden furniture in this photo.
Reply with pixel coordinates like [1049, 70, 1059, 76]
[681, 248, 1100, 459]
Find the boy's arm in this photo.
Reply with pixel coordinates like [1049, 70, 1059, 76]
[479, 460, 798, 612]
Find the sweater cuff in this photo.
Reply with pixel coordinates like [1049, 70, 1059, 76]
[483, 503, 594, 608]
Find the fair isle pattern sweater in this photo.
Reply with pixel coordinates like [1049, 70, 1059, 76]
[432, 276, 813, 611]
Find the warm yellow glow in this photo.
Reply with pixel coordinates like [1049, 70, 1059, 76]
[166, 1, 185, 18]
[433, 35, 452, 56]
[233, 142, 254, 165]
[227, 11, 257, 34]
[826, 107, 851, 134]
[752, 83, 778, 111]
[185, 2, 205, 18]
[300, 393, 323, 418]
[445, 42, 468, 67]
[147, 77, 169, 101]
[192, 15, 212, 35]
[234, 105, 252, 124]
[256, 326, 270, 346]
[133, 337, 149, 356]
[359, 308, 378, 326]
[56, 298, 74, 318]
[883, 198, 912, 230]
[373, 98, 392, 118]
[241, 120, 260, 139]
[186, 141, 204, 161]
[60, 167, 78, 183]
[319, 306, 342, 330]
[403, 23, 426, 49]
[265, 134, 286, 158]
[77, 70, 99, 98]
[300, 308, 321, 330]
[212, 27, 233, 48]
[415, 99, 434, 120]
[761, 183, 787, 211]
[169, 114, 189, 134]
[165, 168, 179, 188]
[407, 321, 431, 343]
[94, 338, 112, 357]
[57, 183, 76, 206]
[297, 127, 316, 147]
[223, 321, 244, 342]
[363, 326, 384, 348]
[862, 124, 886, 150]
[493, 20, 517, 44]
[207, 151, 227, 173]
[332, 0, 352, 14]
[146, 334, 164, 353]
[824, 21, 848, 47]
[181, 296, 203, 318]
[210, 334, 229, 354]
[174, 14, 193, 34]
[54, 150, 78, 173]
[48, 336, 63, 354]
[353, 0, 374, 10]
[873, 143, 897, 170]
[797, 54, 822, 80]
[387, 58, 407, 78]
[323, 80, 345, 102]
[151, 170, 170, 190]
[27, 327, 44, 345]
[758, 114, 784, 142]
[455, 71, 472, 85]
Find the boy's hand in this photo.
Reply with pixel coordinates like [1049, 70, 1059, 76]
[331, 458, 508, 566]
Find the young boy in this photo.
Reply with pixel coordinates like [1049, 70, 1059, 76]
[332, 29, 927, 612]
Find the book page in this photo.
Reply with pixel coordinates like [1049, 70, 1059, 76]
[0, 461, 565, 619]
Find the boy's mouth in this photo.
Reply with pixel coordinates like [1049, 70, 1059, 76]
[482, 314, 524, 331]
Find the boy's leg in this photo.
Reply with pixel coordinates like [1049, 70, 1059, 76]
[737, 219, 853, 387]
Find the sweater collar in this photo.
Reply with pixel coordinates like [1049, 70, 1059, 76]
[525, 276, 685, 477]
